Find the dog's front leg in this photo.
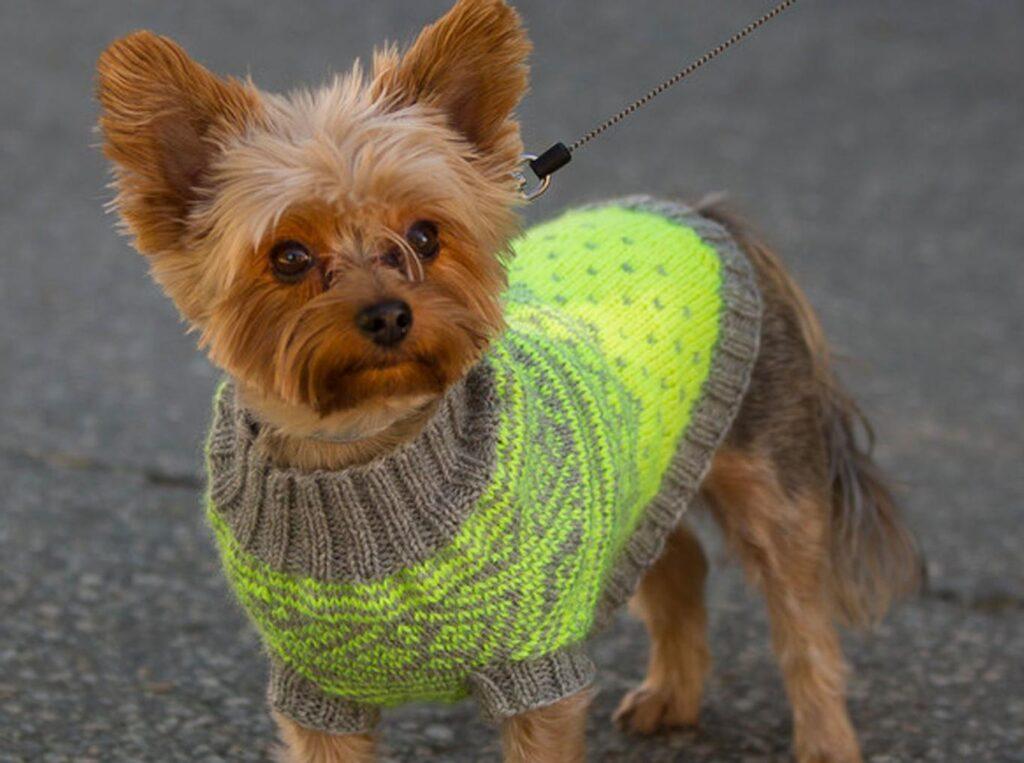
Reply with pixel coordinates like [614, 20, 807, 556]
[272, 711, 376, 763]
[500, 689, 594, 763]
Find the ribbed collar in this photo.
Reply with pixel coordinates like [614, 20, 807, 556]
[206, 363, 499, 583]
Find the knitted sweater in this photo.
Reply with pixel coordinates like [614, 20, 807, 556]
[205, 197, 762, 733]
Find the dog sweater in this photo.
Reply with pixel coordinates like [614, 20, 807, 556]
[205, 197, 762, 733]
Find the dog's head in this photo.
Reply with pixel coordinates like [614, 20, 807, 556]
[96, 0, 530, 418]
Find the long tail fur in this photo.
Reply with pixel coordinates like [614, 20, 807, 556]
[700, 200, 922, 625]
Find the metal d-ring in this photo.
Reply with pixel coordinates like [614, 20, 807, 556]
[515, 154, 552, 202]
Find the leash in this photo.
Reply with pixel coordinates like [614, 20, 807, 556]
[516, 0, 799, 201]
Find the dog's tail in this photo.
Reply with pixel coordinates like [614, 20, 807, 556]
[816, 363, 923, 625]
[699, 199, 923, 626]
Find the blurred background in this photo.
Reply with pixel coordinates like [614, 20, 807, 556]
[1, 1, 1021, 761]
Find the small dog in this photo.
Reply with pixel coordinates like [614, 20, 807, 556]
[96, 1, 920, 761]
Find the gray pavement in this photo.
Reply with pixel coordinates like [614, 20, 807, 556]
[1, 1, 1021, 761]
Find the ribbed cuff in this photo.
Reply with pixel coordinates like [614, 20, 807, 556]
[469, 647, 596, 723]
[269, 662, 380, 735]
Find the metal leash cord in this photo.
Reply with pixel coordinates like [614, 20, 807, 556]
[517, 0, 799, 201]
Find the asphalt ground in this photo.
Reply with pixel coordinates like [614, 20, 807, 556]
[1, 1, 1021, 761]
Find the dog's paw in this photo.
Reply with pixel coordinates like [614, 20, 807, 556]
[794, 725, 863, 763]
[612, 683, 700, 735]
[795, 752, 863, 763]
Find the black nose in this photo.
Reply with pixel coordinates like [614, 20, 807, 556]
[356, 300, 413, 347]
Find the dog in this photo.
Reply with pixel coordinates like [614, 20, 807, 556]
[96, 1, 920, 761]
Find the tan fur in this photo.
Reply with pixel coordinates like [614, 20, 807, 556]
[500, 690, 594, 763]
[239, 383, 439, 470]
[273, 712, 375, 763]
[701, 450, 861, 763]
[96, 1, 919, 761]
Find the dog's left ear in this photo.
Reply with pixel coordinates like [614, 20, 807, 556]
[372, 0, 531, 163]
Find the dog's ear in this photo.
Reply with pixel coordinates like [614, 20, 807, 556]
[96, 31, 262, 256]
[372, 0, 531, 164]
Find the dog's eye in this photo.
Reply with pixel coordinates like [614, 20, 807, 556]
[270, 241, 315, 282]
[406, 221, 440, 261]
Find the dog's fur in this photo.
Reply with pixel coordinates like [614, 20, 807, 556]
[96, 2, 920, 760]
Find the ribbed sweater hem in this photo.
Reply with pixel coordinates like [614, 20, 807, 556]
[269, 662, 381, 734]
[469, 646, 596, 722]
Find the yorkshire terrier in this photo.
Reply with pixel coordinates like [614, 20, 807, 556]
[96, 1, 920, 761]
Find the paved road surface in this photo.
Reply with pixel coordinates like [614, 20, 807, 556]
[1, 1, 1021, 761]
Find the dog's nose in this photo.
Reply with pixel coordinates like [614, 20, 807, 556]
[356, 300, 413, 347]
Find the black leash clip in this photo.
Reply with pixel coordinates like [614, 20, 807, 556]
[515, 143, 572, 202]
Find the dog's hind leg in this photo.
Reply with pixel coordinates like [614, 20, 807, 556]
[702, 449, 861, 763]
[613, 522, 711, 734]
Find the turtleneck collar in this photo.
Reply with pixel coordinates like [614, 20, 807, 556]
[205, 362, 500, 583]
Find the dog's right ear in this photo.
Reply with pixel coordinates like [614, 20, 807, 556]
[96, 32, 262, 258]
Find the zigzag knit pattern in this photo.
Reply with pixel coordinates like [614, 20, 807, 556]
[205, 198, 762, 733]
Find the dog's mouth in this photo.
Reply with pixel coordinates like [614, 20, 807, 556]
[354, 351, 441, 375]
[309, 354, 450, 417]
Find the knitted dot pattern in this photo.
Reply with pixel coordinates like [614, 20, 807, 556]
[508, 204, 723, 486]
[208, 204, 726, 711]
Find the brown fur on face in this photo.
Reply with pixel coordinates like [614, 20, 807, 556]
[201, 197, 504, 417]
[97, 0, 530, 421]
